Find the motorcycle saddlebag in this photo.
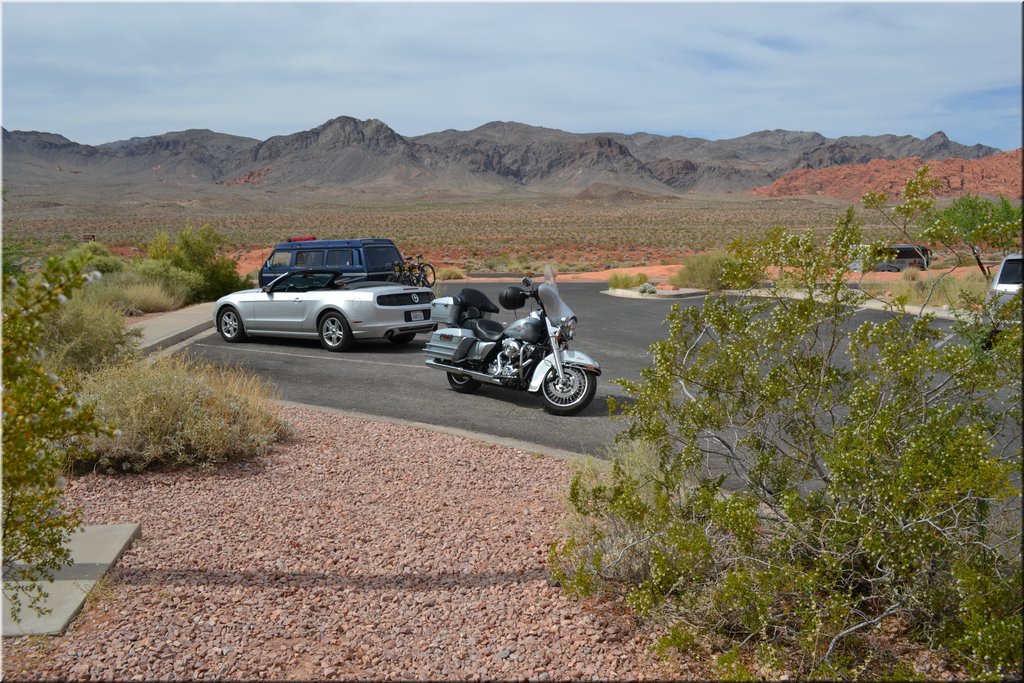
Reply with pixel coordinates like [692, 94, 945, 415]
[430, 297, 460, 325]
[424, 327, 476, 361]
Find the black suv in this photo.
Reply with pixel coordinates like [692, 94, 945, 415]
[258, 237, 403, 287]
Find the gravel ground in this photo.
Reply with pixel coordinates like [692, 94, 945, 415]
[2, 404, 671, 681]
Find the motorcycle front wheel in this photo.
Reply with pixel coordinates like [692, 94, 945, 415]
[447, 372, 481, 394]
[538, 365, 597, 416]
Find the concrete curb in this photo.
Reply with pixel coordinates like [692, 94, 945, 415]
[3, 524, 142, 636]
[603, 287, 707, 299]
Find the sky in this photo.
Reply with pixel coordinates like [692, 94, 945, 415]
[1, 1, 1021, 151]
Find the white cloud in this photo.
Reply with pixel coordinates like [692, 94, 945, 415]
[2, 2, 1020, 149]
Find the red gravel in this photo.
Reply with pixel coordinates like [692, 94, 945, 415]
[2, 404, 671, 681]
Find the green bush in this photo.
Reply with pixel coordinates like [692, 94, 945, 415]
[669, 251, 733, 290]
[142, 224, 251, 303]
[607, 272, 649, 289]
[2, 256, 114, 621]
[130, 258, 205, 304]
[61, 241, 124, 274]
[76, 355, 288, 472]
[552, 206, 1022, 679]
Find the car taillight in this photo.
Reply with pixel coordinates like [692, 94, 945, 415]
[287, 235, 316, 242]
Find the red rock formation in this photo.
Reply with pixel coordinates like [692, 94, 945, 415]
[749, 150, 1022, 200]
[217, 165, 272, 186]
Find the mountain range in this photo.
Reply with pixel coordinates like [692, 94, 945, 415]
[1, 116, 1010, 199]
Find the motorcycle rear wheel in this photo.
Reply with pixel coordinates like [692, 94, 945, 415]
[539, 365, 596, 416]
[447, 372, 481, 394]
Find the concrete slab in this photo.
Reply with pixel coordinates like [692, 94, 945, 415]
[2, 523, 141, 636]
[128, 302, 215, 354]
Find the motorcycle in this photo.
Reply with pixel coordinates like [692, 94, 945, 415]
[423, 265, 601, 415]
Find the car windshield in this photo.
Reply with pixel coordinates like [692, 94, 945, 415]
[272, 272, 339, 291]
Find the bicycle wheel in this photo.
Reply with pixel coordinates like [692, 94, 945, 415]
[421, 263, 436, 287]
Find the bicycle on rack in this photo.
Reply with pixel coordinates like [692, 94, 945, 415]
[387, 255, 436, 288]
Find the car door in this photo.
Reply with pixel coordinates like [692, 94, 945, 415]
[249, 274, 313, 333]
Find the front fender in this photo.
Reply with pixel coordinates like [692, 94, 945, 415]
[527, 349, 602, 393]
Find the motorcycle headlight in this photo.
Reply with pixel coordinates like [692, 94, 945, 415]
[559, 316, 577, 341]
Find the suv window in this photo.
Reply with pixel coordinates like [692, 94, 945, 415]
[268, 251, 291, 268]
[365, 245, 402, 270]
[326, 249, 356, 267]
[295, 250, 324, 267]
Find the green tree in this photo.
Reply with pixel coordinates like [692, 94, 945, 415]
[551, 205, 1022, 678]
[921, 193, 1022, 277]
[2, 257, 114, 621]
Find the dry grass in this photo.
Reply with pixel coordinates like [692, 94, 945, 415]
[860, 269, 990, 308]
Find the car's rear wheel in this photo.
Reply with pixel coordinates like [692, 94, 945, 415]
[389, 332, 416, 345]
[319, 311, 354, 351]
[217, 307, 247, 343]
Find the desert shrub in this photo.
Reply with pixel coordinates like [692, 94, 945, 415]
[862, 269, 991, 309]
[146, 224, 251, 302]
[669, 251, 733, 290]
[40, 286, 142, 377]
[551, 206, 1022, 679]
[2, 241, 28, 276]
[79, 270, 185, 314]
[75, 355, 288, 472]
[61, 241, 124, 274]
[607, 272, 649, 289]
[435, 266, 467, 280]
[2, 256, 114, 621]
[130, 258, 205, 303]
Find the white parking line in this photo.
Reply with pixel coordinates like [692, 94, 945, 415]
[933, 333, 957, 349]
[191, 342, 428, 370]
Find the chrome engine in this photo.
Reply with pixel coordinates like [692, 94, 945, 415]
[489, 338, 528, 377]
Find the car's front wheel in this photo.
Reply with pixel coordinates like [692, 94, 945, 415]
[217, 307, 247, 343]
[318, 311, 355, 351]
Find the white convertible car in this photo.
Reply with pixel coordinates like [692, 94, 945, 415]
[214, 269, 436, 351]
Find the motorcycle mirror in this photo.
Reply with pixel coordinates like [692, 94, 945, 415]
[522, 276, 533, 287]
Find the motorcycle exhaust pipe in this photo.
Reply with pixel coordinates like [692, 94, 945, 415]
[424, 358, 505, 385]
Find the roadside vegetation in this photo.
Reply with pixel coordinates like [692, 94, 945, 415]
[550, 173, 1022, 680]
[2, 226, 283, 623]
[606, 272, 649, 289]
[668, 251, 734, 290]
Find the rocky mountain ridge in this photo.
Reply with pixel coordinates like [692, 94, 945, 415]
[751, 149, 1022, 200]
[2, 116, 1016, 199]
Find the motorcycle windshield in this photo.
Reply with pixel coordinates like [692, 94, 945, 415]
[538, 265, 575, 322]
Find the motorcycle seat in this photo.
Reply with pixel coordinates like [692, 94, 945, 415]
[466, 317, 505, 342]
